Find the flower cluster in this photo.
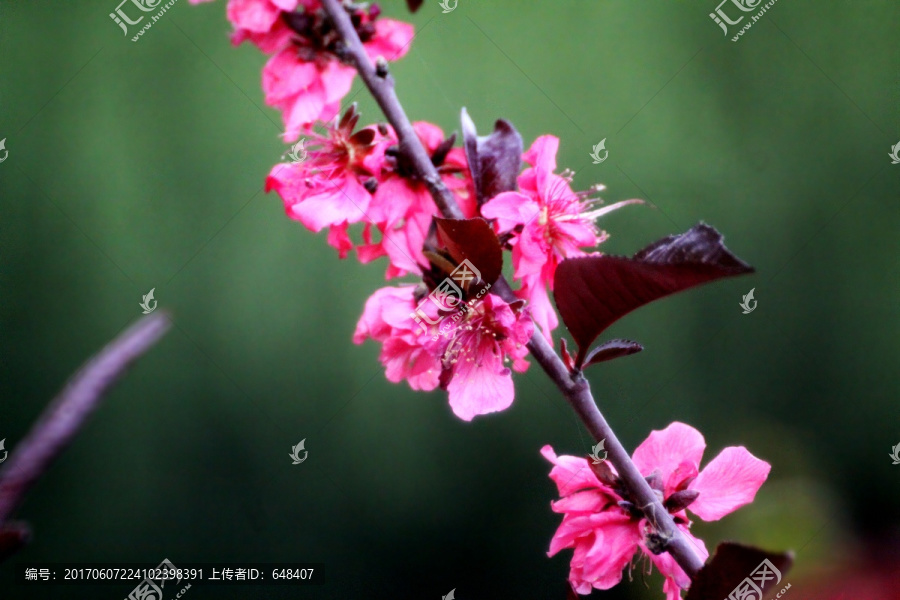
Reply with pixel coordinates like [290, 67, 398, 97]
[195, 3, 774, 598]
[190, 0, 414, 139]
[252, 79, 632, 418]
[542, 422, 770, 599]
[193, 2, 636, 420]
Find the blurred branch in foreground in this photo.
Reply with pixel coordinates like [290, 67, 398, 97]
[0, 312, 171, 561]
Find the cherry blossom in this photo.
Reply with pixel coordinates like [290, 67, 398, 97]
[265, 107, 389, 258]
[482, 135, 640, 340]
[354, 286, 533, 421]
[542, 422, 770, 598]
[361, 122, 476, 278]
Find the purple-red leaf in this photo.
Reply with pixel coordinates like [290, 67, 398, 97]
[583, 339, 644, 368]
[460, 108, 523, 206]
[685, 542, 793, 600]
[434, 217, 503, 286]
[554, 223, 754, 367]
[405, 0, 424, 12]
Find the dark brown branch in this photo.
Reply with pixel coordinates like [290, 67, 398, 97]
[319, 0, 705, 578]
[0, 312, 171, 530]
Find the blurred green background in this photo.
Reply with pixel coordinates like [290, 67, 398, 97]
[1, 0, 898, 598]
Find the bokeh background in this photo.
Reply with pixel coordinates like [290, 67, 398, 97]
[1, 0, 898, 598]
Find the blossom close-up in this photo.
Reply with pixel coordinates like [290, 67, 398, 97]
[542, 422, 770, 598]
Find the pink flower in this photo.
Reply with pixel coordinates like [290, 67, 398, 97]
[362, 122, 476, 278]
[353, 286, 442, 392]
[190, 0, 302, 52]
[265, 109, 389, 258]
[263, 50, 357, 141]
[353, 287, 533, 421]
[440, 293, 533, 420]
[259, 5, 414, 139]
[542, 422, 770, 598]
[228, 0, 300, 52]
[481, 136, 640, 340]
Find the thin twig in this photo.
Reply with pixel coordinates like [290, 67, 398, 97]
[320, 0, 705, 578]
[0, 312, 172, 527]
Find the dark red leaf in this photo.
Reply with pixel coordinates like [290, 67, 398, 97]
[685, 542, 793, 600]
[554, 223, 753, 367]
[583, 339, 644, 368]
[460, 108, 523, 206]
[434, 217, 503, 286]
[405, 0, 424, 12]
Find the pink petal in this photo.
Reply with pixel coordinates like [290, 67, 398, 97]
[579, 513, 641, 590]
[357, 242, 386, 264]
[353, 286, 413, 344]
[364, 19, 415, 62]
[446, 345, 514, 421]
[522, 135, 559, 174]
[665, 460, 699, 499]
[381, 338, 441, 391]
[540, 446, 603, 497]
[262, 50, 318, 103]
[555, 219, 600, 250]
[368, 176, 422, 226]
[381, 215, 429, 277]
[326, 223, 353, 259]
[548, 513, 595, 556]
[226, 0, 281, 33]
[550, 489, 611, 515]
[231, 21, 293, 53]
[281, 84, 327, 139]
[270, 0, 299, 10]
[412, 121, 446, 154]
[286, 176, 370, 231]
[320, 61, 357, 105]
[519, 279, 558, 342]
[512, 223, 550, 281]
[632, 422, 706, 482]
[689, 446, 771, 521]
[645, 527, 709, 594]
[481, 191, 540, 233]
